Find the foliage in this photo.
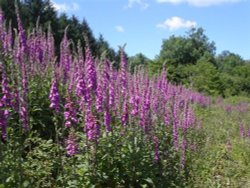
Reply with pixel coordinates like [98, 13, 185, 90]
[0, 6, 210, 187]
[0, 1, 250, 188]
[188, 99, 250, 187]
[128, 53, 152, 73]
[151, 27, 250, 96]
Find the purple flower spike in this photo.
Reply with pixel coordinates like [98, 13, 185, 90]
[64, 94, 78, 128]
[49, 78, 60, 113]
[15, 4, 27, 51]
[0, 8, 6, 42]
[172, 94, 179, 150]
[0, 9, 4, 25]
[85, 46, 97, 93]
[20, 105, 29, 131]
[96, 82, 103, 112]
[119, 46, 127, 95]
[85, 111, 100, 142]
[66, 131, 78, 156]
[104, 106, 111, 132]
[76, 74, 89, 109]
[121, 100, 128, 126]
[1, 70, 12, 110]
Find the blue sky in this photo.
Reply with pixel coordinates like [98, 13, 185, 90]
[51, 0, 250, 60]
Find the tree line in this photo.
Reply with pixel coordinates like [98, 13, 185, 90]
[0, 0, 120, 63]
[129, 28, 250, 97]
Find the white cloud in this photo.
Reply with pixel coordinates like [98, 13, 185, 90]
[157, 16, 197, 31]
[126, 0, 149, 9]
[115, 25, 125, 33]
[156, 0, 242, 7]
[52, 1, 79, 13]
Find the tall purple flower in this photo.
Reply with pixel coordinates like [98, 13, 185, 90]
[0, 65, 10, 136]
[85, 46, 97, 93]
[4, 23, 13, 52]
[103, 60, 110, 95]
[121, 100, 129, 126]
[76, 74, 88, 109]
[119, 46, 127, 95]
[104, 106, 111, 132]
[164, 109, 171, 126]
[20, 104, 28, 131]
[95, 82, 103, 112]
[139, 87, 152, 132]
[0, 8, 4, 26]
[172, 92, 179, 150]
[60, 29, 71, 83]
[1, 69, 12, 110]
[66, 131, 78, 156]
[85, 111, 100, 142]
[0, 8, 6, 42]
[129, 84, 140, 117]
[15, 3, 27, 52]
[49, 78, 60, 113]
[109, 75, 115, 108]
[180, 100, 189, 169]
[64, 94, 78, 128]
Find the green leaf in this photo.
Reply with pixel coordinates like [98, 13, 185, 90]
[128, 144, 133, 153]
[145, 178, 154, 185]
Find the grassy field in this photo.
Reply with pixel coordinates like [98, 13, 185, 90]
[188, 97, 250, 188]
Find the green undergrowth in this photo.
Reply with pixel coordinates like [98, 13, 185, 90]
[188, 97, 250, 188]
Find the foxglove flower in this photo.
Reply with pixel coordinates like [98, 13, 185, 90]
[76, 74, 88, 108]
[66, 131, 78, 156]
[119, 47, 127, 95]
[103, 60, 110, 94]
[240, 122, 245, 138]
[104, 106, 111, 132]
[1, 70, 12, 110]
[121, 99, 128, 126]
[164, 109, 171, 126]
[60, 29, 71, 83]
[64, 94, 78, 128]
[95, 82, 103, 112]
[172, 93, 179, 150]
[85, 111, 100, 141]
[15, 4, 26, 52]
[49, 78, 60, 113]
[139, 88, 152, 132]
[129, 84, 140, 117]
[20, 104, 28, 131]
[0, 8, 4, 25]
[0, 8, 6, 42]
[85, 46, 97, 92]
[109, 78, 115, 108]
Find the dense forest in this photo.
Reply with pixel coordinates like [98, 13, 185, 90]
[0, 0, 249, 97]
